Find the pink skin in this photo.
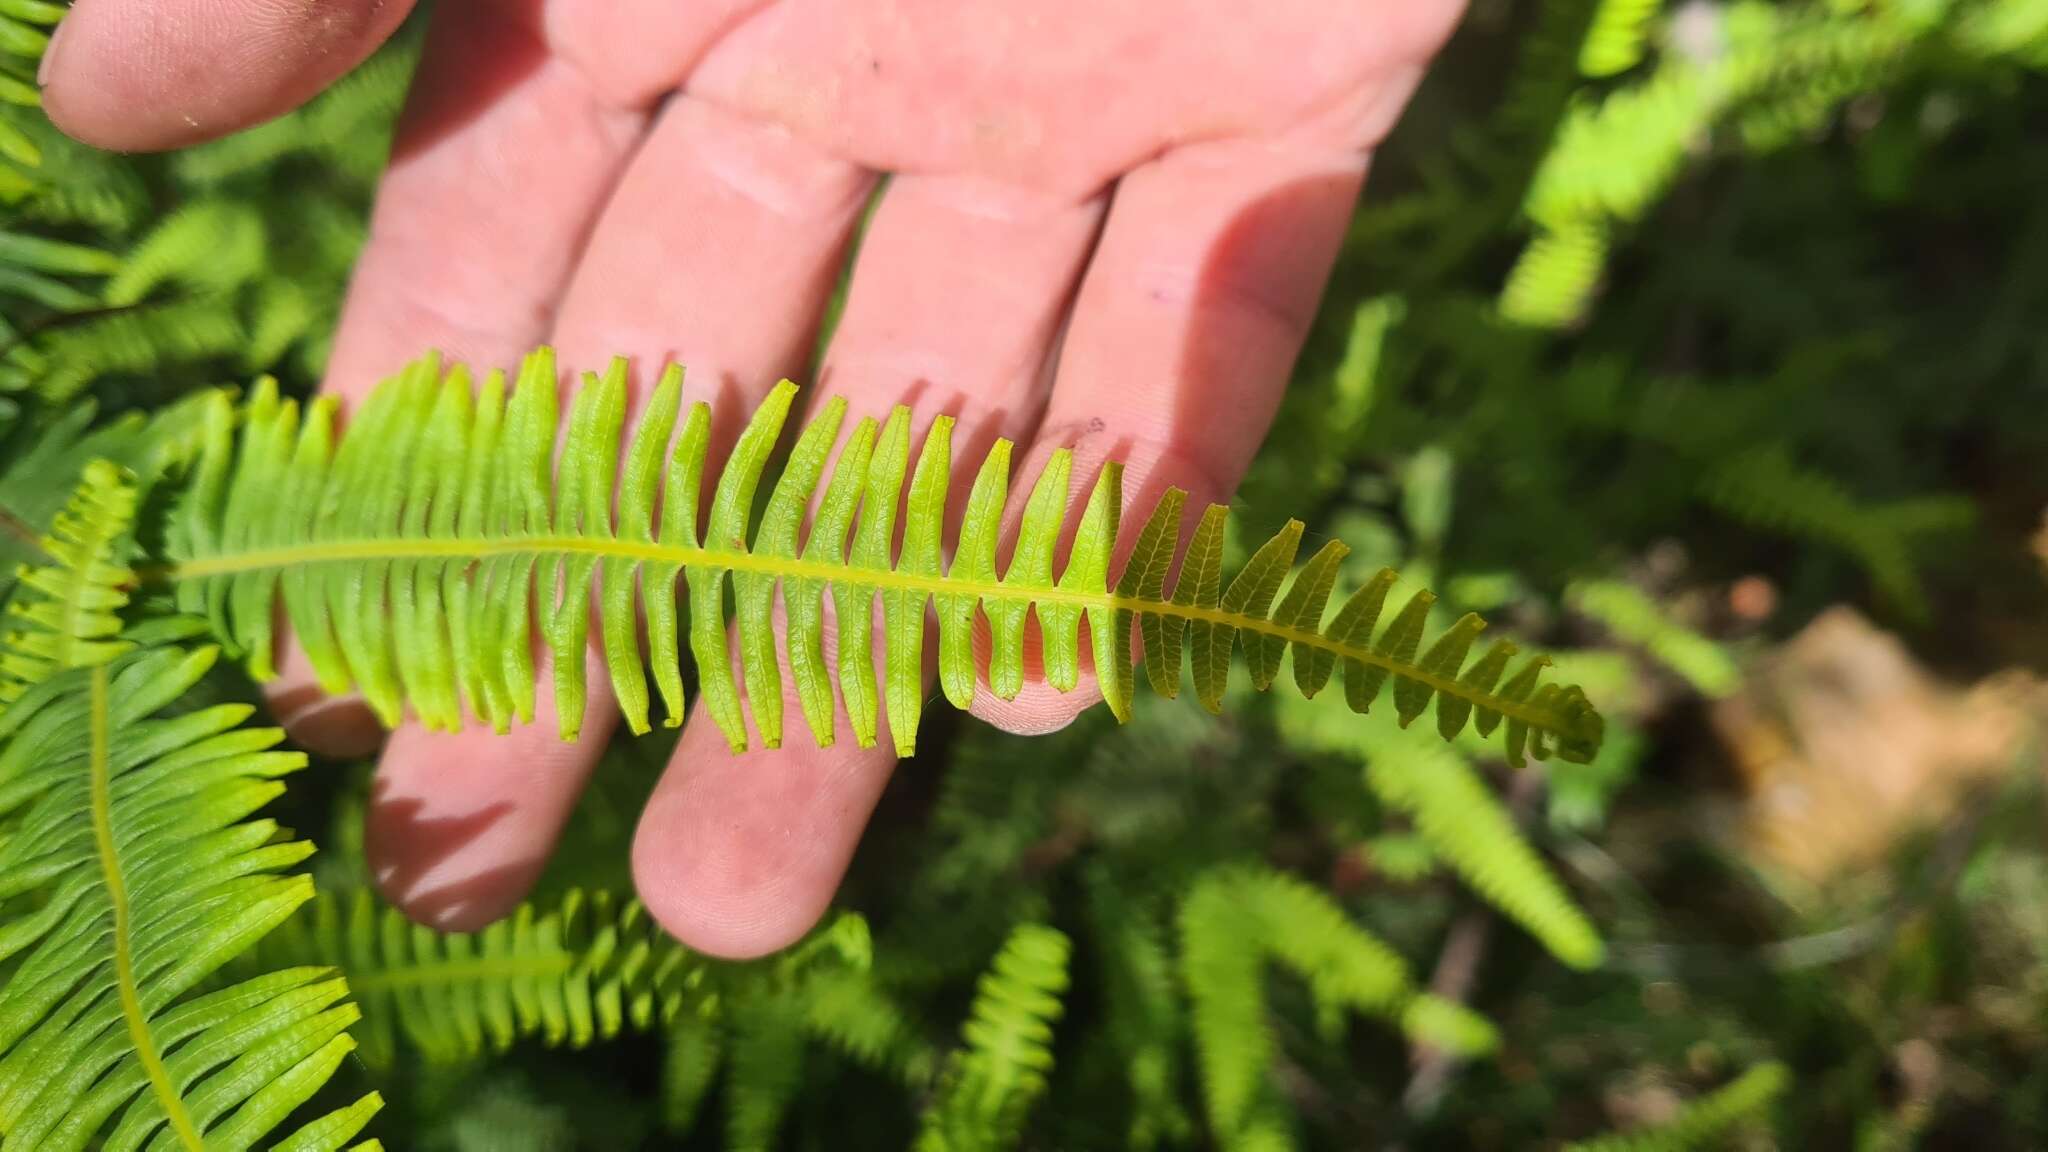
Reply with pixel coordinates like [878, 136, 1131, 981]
[43, 0, 1467, 957]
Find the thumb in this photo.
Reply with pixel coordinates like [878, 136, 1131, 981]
[39, 0, 415, 151]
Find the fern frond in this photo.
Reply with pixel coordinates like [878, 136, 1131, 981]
[0, 458, 135, 703]
[161, 349, 1604, 765]
[1351, 718, 1605, 969]
[800, 964, 934, 1086]
[249, 885, 720, 1067]
[1499, 221, 1608, 327]
[1565, 1062, 1789, 1151]
[0, 0, 59, 196]
[0, 639, 378, 1148]
[1180, 866, 1495, 1147]
[1579, 0, 1663, 77]
[1701, 443, 1972, 617]
[1088, 877, 1191, 1151]
[0, 402, 146, 589]
[916, 922, 1071, 1152]
[660, 1008, 724, 1136]
[104, 200, 268, 307]
[4, 297, 245, 400]
[1568, 578, 1740, 698]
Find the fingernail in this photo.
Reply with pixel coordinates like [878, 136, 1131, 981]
[36, 18, 66, 88]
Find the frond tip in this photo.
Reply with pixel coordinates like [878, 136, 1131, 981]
[161, 348, 1604, 765]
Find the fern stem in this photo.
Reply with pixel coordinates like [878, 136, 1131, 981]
[157, 534, 1569, 733]
[90, 664, 208, 1151]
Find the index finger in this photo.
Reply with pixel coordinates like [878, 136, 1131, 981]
[39, 0, 414, 151]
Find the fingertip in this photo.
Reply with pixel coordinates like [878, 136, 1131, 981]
[632, 796, 835, 960]
[632, 722, 892, 960]
[968, 680, 1096, 736]
[41, 0, 414, 151]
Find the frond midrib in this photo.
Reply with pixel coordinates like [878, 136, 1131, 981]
[160, 534, 1569, 734]
[90, 664, 206, 1151]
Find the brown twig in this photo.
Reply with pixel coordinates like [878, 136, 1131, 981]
[1398, 766, 1547, 1125]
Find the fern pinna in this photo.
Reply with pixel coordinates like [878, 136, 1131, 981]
[160, 347, 1605, 764]
[0, 466, 380, 1149]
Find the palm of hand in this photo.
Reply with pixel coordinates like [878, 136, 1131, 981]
[43, 0, 1462, 956]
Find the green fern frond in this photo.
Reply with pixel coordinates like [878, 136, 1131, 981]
[0, 457, 135, 702]
[1499, 221, 1608, 327]
[1702, 443, 1973, 617]
[916, 922, 1071, 1152]
[1579, 0, 1663, 77]
[1351, 718, 1605, 969]
[1180, 866, 1496, 1147]
[249, 885, 721, 1068]
[800, 964, 934, 1086]
[1087, 877, 1191, 1151]
[0, 402, 150, 591]
[0, 0, 59, 193]
[251, 879, 908, 1145]
[1568, 579, 1740, 697]
[4, 297, 245, 400]
[159, 349, 1604, 765]
[0, 638, 378, 1148]
[104, 200, 268, 307]
[1504, 1, 1930, 327]
[1565, 1062, 1789, 1152]
[660, 1009, 723, 1136]
[724, 998, 806, 1152]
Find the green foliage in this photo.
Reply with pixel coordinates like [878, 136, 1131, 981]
[251, 886, 722, 1067]
[158, 350, 1604, 765]
[1568, 578, 1742, 697]
[1181, 866, 1497, 1150]
[0, 457, 134, 700]
[0, 628, 378, 1145]
[0, 0, 60, 199]
[254, 882, 926, 1149]
[1564, 1062, 1790, 1151]
[1352, 718, 1605, 969]
[916, 923, 1070, 1152]
[1701, 443, 1974, 618]
[1503, 0, 2048, 327]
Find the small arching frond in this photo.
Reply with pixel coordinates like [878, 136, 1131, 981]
[0, 458, 137, 704]
[916, 922, 1071, 1152]
[104, 200, 268, 307]
[250, 886, 718, 1067]
[0, 643, 379, 1149]
[160, 349, 1605, 766]
[1351, 718, 1606, 969]
[1565, 1062, 1789, 1152]
[1179, 866, 1496, 1148]
[1701, 443, 1973, 618]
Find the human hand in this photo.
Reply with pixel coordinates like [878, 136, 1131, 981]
[42, 0, 1466, 957]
